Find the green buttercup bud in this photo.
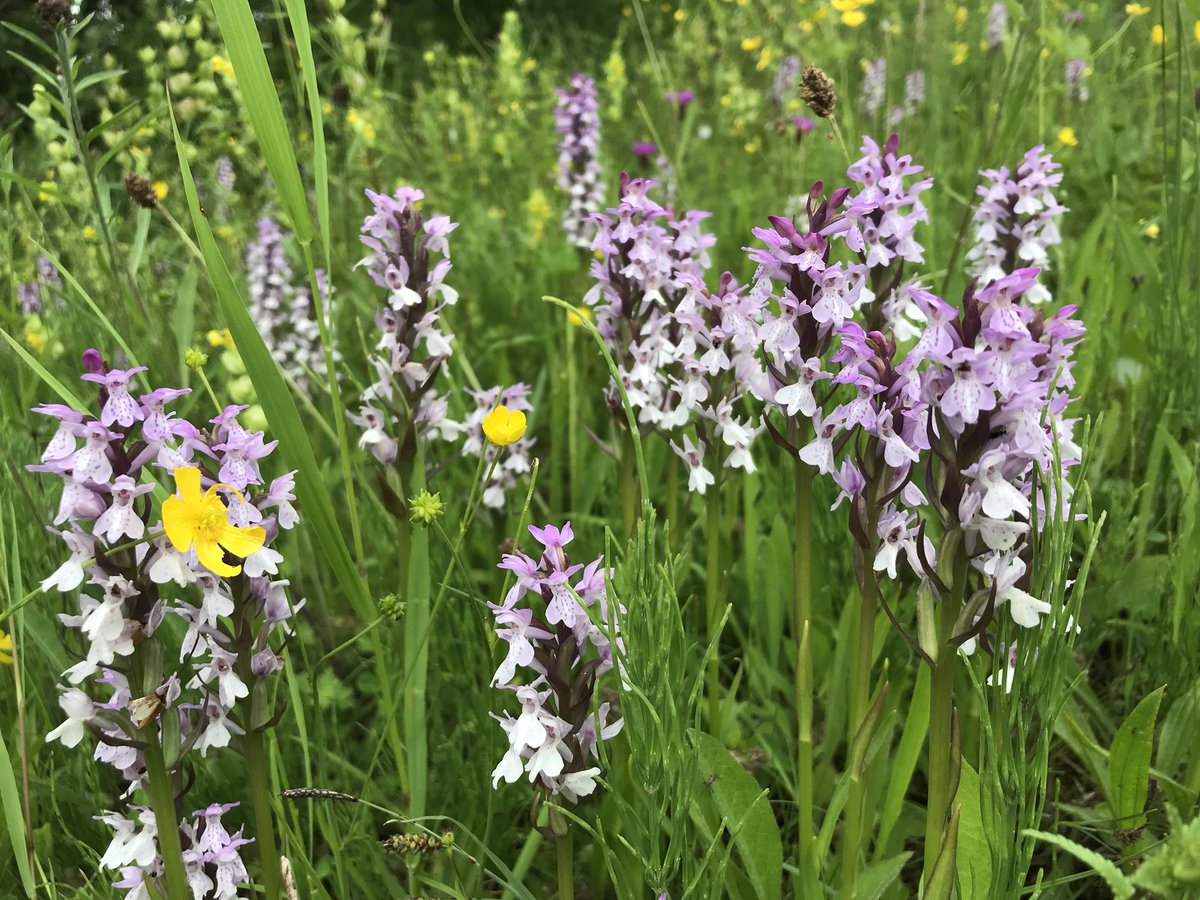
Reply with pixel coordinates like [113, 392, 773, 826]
[408, 490, 445, 526]
[184, 347, 209, 370]
[379, 594, 406, 621]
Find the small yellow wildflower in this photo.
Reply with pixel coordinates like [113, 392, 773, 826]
[951, 43, 969, 65]
[954, 6, 967, 28]
[1125, 3, 1149, 16]
[211, 55, 234, 78]
[0, 628, 12, 665]
[744, 140, 760, 154]
[25, 326, 46, 354]
[842, 10, 866, 26]
[674, 8, 686, 21]
[482, 406, 527, 446]
[153, 181, 169, 201]
[1144, 222, 1161, 239]
[82, 225, 97, 240]
[206, 328, 233, 348]
[741, 37, 764, 52]
[1151, 24, 1164, 44]
[567, 306, 593, 327]
[1057, 126, 1078, 146]
[162, 466, 265, 578]
[423, 49, 436, 64]
[1195, 20, 1200, 43]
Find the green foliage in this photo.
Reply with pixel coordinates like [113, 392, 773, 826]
[0, 0, 1197, 897]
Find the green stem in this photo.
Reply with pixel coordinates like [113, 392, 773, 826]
[620, 429, 638, 539]
[793, 454, 816, 890]
[922, 529, 966, 888]
[403, 444, 431, 819]
[556, 827, 574, 900]
[142, 741, 189, 900]
[842, 543, 880, 896]
[243, 730, 282, 900]
[705, 481, 722, 733]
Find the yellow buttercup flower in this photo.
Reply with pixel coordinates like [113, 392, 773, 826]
[82, 225, 97, 240]
[741, 37, 763, 52]
[1125, 3, 1149, 15]
[1057, 126, 1078, 146]
[153, 181, 169, 201]
[0, 628, 12, 665]
[211, 55, 234, 78]
[567, 305, 593, 327]
[842, 10, 866, 26]
[1194, 19, 1200, 43]
[951, 42, 969, 65]
[207, 328, 233, 348]
[1144, 222, 1161, 239]
[1151, 24, 1164, 44]
[162, 466, 265, 578]
[482, 406, 527, 446]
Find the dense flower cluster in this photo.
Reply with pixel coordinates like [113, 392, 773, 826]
[584, 176, 715, 426]
[751, 138, 1084, 663]
[1065, 59, 1089, 102]
[490, 523, 622, 803]
[968, 146, 1066, 300]
[100, 803, 252, 900]
[861, 57, 886, 118]
[987, 2, 1008, 47]
[554, 73, 605, 248]
[665, 272, 766, 491]
[34, 355, 302, 898]
[461, 384, 535, 509]
[768, 55, 801, 127]
[350, 186, 460, 464]
[18, 255, 61, 315]
[245, 216, 334, 393]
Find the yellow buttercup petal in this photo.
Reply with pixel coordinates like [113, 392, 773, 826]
[218, 524, 266, 559]
[173, 466, 204, 504]
[161, 494, 198, 552]
[196, 538, 240, 578]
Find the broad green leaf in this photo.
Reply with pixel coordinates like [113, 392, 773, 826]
[856, 852, 910, 900]
[209, 0, 313, 245]
[1022, 830, 1135, 899]
[693, 731, 782, 900]
[1108, 685, 1166, 829]
[1158, 678, 1200, 778]
[955, 761, 992, 900]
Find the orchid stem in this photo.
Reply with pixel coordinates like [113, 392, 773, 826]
[705, 479, 723, 734]
[793, 447, 817, 891]
[143, 740, 189, 900]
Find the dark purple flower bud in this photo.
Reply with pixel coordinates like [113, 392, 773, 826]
[630, 141, 658, 162]
[250, 646, 282, 678]
[81, 349, 106, 375]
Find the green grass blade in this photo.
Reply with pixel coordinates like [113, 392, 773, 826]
[209, 0, 313, 245]
[0, 728, 35, 897]
[282, 0, 329, 262]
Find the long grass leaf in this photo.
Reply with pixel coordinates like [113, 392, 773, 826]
[208, 0, 313, 245]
